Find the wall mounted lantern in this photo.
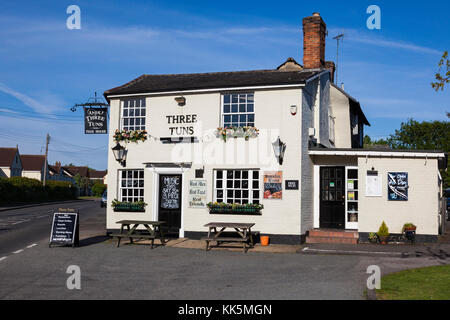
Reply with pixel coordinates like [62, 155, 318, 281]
[272, 136, 286, 165]
[175, 96, 186, 106]
[290, 105, 298, 116]
[112, 143, 127, 167]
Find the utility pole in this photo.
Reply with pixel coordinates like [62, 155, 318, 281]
[333, 34, 344, 85]
[43, 133, 50, 187]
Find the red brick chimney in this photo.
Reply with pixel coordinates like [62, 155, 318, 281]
[303, 12, 327, 69]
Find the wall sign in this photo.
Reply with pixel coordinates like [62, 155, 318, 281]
[84, 107, 107, 134]
[285, 180, 299, 190]
[264, 171, 282, 199]
[188, 179, 207, 208]
[366, 173, 382, 197]
[388, 172, 408, 201]
[49, 209, 79, 247]
[166, 114, 198, 136]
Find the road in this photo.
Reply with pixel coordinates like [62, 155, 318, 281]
[0, 200, 447, 299]
[0, 200, 105, 257]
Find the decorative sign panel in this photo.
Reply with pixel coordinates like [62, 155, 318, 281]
[188, 179, 207, 208]
[387, 172, 408, 201]
[160, 176, 181, 209]
[263, 171, 282, 199]
[84, 107, 107, 134]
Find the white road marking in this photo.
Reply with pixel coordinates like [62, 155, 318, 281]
[11, 219, 30, 225]
[12, 249, 24, 254]
[27, 244, 37, 248]
[0, 257, 7, 262]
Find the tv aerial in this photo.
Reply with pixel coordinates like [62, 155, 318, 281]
[333, 34, 344, 85]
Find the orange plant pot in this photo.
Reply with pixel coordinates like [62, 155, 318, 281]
[260, 236, 270, 246]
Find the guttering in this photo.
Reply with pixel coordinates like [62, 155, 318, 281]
[308, 149, 446, 158]
[105, 83, 305, 99]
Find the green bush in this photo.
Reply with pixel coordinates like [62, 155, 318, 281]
[92, 183, 107, 197]
[377, 221, 390, 237]
[0, 177, 77, 204]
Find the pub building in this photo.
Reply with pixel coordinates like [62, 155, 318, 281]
[104, 13, 447, 244]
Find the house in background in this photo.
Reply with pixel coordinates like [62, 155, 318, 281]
[90, 170, 108, 185]
[0, 147, 22, 178]
[21, 154, 46, 181]
[48, 161, 75, 183]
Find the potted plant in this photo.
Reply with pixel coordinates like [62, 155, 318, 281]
[368, 232, 378, 244]
[377, 221, 390, 244]
[402, 223, 416, 243]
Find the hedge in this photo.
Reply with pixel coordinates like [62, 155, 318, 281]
[0, 177, 77, 204]
[92, 183, 107, 197]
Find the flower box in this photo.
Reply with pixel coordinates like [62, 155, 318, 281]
[113, 129, 148, 143]
[207, 202, 263, 215]
[111, 199, 147, 212]
[215, 126, 259, 142]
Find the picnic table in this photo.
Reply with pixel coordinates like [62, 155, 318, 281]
[111, 220, 166, 249]
[202, 222, 256, 253]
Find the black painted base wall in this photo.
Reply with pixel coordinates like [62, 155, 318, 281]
[359, 232, 438, 243]
[184, 231, 306, 245]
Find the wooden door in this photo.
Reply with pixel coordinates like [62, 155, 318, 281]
[158, 174, 182, 233]
[320, 167, 345, 229]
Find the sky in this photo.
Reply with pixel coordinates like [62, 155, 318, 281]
[0, 0, 449, 170]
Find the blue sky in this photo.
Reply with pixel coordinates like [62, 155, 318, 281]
[0, 0, 449, 170]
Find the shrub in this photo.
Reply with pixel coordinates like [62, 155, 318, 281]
[377, 221, 390, 237]
[92, 183, 107, 197]
[45, 180, 77, 200]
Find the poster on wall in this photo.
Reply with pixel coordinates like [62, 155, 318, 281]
[387, 172, 408, 201]
[264, 171, 282, 199]
[366, 174, 382, 197]
[188, 180, 207, 208]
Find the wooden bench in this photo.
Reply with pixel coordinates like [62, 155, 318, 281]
[112, 220, 166, 249]
[201, 236, 250, 252]
[110, 233, 157, 248]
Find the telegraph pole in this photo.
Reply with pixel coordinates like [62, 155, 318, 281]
[43, 133, 50, 187]
[333, 34, 344, 85]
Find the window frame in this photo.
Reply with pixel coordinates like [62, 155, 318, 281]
[118, 169, 145, 203]
[213, 169, 260, 205]
[120, 98, 146, 131]
[221, 93, 255, 128]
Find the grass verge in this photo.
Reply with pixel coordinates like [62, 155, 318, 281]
[377, 265, 450, 300]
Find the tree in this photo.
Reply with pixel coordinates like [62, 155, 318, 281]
[363, 135, 389, 149]
[74, 173, 92, 196]
[432, 51, 450, 91]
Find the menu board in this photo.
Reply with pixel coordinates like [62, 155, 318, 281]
[388, 172, 408, 201]
[188, 180, 207, 208]
[49, 210, 79, 247]
[263, 171, 282, 199]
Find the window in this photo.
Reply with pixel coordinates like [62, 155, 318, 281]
[119, 170, 144, 202]
[214, 169, 260, 204]
[222, 93, 255, 127]
[121, 98, 146, 131]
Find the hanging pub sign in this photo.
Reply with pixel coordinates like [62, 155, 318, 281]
[264, 171, 283, 199]
[49, 209, 79, 248]
[84, 107, 107, 134]
[387, 172, 408, 201]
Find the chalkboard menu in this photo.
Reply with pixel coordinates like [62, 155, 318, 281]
[387, 172, 408, 201]
[160, 176, 181, 209]
[84, 107, 107, 134]
[49, 209, 79, 247]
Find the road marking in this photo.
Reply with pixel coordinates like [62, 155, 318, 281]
[11, 219, 30, 225]
[0, 257, 7, 262]
[12, 249, 24, 254]
[27, 244, 37, 248]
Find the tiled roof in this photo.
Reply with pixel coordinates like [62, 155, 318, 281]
[64, 166, 89, 178]
[90, 170, 107, 179]
[104, 69, 322, 96]
[0, 147, 19, 167]
[21, 155, 45, 171]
